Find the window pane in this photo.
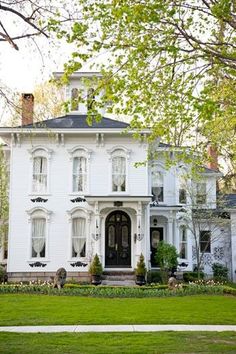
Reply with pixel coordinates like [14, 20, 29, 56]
[179, 226, 187, 259]
[121, 225, 129, 248]
[196, 183, 206, 204]
[151, 170, 164, 202]
[72, 218, 86, 257]
[108, 225, 115, 248]
[73, 157, 87, 192]
[152, 187, 163, 202]
[71, 88, 78, 110]
[200, 230, 211, 253]
[179, 189, 187, 204]
[32, 218, 46, 258]
[112, 156, 126, 192]
[33, 157, 47, 193]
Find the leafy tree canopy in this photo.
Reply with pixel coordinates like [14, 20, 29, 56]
[56, 0, 236, 174]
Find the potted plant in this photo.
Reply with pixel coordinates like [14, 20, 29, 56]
[89, 254, 103, 285]
[135, 253, 147, 286]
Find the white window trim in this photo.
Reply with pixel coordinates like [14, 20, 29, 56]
[28, 146, 53, 196]
[68, 146, 92, 195]
[26, 207, 52, 261]
[150, 163, 166, 204]
[107, 146, 131, 194]
[66, 207, 91, 260]
[179, 225, 188, 260]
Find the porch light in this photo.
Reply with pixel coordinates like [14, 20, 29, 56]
[153, 218, 157, 226]
[92, 220, 101, 241]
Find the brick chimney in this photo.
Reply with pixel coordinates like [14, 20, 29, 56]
[207, 144, 218, 171]
[22, 93, 34, 126]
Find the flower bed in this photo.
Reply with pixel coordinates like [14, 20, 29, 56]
[0, 280, 233, 298]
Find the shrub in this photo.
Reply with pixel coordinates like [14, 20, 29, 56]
[147, 271, 163, 284]
[212, 263, 228, 282]
[89, 254, 103, 276]
[0, 265, 7, 282]
[183, 271, 204, 283]
[223, 286, 236, 296]
[135, 254, 147, 276]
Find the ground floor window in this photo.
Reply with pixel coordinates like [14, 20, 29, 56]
[32, 218, 46, 258]
[200, 230, 211, 253]
[72, 217, 86, 257]
[179, 226, 187, 259]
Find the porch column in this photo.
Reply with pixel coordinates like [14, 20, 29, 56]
[174, 220, 179, 252]
[135, 202, 143, 264]
[93, 201, 102, 261]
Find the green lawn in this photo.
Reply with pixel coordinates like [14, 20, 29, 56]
[1, 294, 236, 326]
[0, 332, 236, 354]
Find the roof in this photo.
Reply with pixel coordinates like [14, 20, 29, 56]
[21, 114, 130, 129]
[202, 166, 220, 174]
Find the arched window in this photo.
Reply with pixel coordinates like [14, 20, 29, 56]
[73, 156, 87, 192]
[87, 88, 95, 110]
[112, 154, 126, 192]
[27, 207, 52, 260]
[32, 217, 46, 258]
[151, 168, 164, 202]
[33, 155, 47, 193]
[72, 217, 86, 257]
[71, 88, 78, 111]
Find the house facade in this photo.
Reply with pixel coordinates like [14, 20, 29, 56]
[0, 72, 235, 282]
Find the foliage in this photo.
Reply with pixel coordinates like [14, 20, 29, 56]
[183, 272, 204, 283]
[223, 286, 236, 296]
[89, 254, 103, 276]
[212, 263, 228, 281]
[51, 0, 236, 173]
[147, 271, 163, 284]
[135, 253, 147, 276]
[0, 265, 6, 282]
[155, 241, 178, 271]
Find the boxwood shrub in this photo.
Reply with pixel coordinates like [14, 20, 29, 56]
[183, 271, 204, 282]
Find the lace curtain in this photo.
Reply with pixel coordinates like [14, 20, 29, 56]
[33, 157, 47, 193]
[32, 218, 46, 257]
[112, 156, 126, 191]
[73, 157, 87, 192]
[72, 218, 86, 257]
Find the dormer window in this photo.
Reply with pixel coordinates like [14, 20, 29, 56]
[71, 88, 79, 111]
[87, 88, 95, 110]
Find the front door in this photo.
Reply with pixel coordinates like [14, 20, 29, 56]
[150, 227, 163, 267]
[105, 211, 131, 268]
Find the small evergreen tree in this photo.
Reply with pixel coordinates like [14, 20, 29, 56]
[155, 241, 178, 283]
[135, 253, 147, 276]
[89, 254, 103, 275]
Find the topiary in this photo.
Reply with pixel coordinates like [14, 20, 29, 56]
[135, 254, 147, 276]
[89, 254, 103, 276]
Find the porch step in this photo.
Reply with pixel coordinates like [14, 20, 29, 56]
[102, 271, 136, 286]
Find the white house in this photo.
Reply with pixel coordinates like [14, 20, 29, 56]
[0, 72, 235, 283]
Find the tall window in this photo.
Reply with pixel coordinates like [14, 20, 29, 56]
[71, 88, 78, 110]
[200, 230, 211, 253]
[196, 182, 206, 204]
[33, 156, 47, 193]
[179, 176, 187, 204]
[152, 169, 164, 202]
[87, 88, 95, 110]
[32, 218, 46, 258]
[112, 155, 126, 192]
[72, 217, 86, 257]
[73, 156, 87, 192]
[179, 226, 187, 259]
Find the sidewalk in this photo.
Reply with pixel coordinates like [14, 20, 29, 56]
[0, 325, 236, 333]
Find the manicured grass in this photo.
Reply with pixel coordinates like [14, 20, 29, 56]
[1, 294, 236, 326]
[0, 332, 236, 354]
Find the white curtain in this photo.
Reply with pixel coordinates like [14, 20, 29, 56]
[152, 170, 163, 187]
[32, 218, 46, 257]
[73, 157, 87, 192]
[112, 156, 126, 191]
[33, 157, 47, 192]
[72, 218, 86, 257]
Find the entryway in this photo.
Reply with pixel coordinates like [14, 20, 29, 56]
[105, 210, 131, 268]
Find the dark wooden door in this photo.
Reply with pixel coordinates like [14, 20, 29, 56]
[150, 227, 163, 267]
[105, 211, 131, 268]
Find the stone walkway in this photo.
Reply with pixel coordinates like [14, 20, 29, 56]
[0, 325, 236, 333]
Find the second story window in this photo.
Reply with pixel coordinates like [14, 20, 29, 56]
[112, 155, 126, 192]
[196, 182, 206, 204]
[179, 176, 187, 204]
[33, 156, 47, 193]
[151, 170, 164, 202]
[87, 88, 95, 110]
[73, 156, 87, 193]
